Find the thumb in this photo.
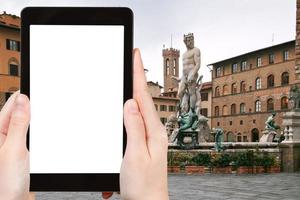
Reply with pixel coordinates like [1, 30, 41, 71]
[5, 94, 30, 151]
[123, 99, 148, 156]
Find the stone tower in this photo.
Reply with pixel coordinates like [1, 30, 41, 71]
[162, 48, 180, 92]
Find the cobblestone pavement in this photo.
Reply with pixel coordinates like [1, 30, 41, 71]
[36, 173, 300, 200]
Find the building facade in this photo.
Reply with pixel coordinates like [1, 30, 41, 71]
[147, 81, 163, 97]
[0, 12, 20, 110]
[200, 81, 212, 128]
[210, 41, 295, 142]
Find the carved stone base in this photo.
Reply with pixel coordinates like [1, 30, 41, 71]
[177, 129, 199, 149]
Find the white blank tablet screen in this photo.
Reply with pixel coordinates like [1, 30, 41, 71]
[29, 25, 124, 173]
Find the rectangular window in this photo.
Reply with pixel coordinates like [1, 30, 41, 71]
[9, 64, 19, 76]
[6, 39, 20, 51]
[200, 108, 208, 117]
[269, 53, 275, 64]
[216, 67, 222, 77]
[243, 136, 248, 142]
[257, 57, 262, 67]
[241, 61, 247, 71]
[168, 105, 176, 112]
[283, 50, 289, 61]
[160, 105, 167, 111]
[240, 104, 245, 113]
[201, 92, 208, 101]
[232, 63, 238, 73]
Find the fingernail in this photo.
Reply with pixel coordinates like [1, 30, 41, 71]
[15, 94, 27, 109]
[127, 99, 138, 113]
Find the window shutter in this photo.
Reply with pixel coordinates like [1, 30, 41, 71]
[17, 41, 20, 51]
[6, 39, 10, 50]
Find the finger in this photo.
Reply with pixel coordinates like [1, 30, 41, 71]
[28, 192, 35, 200]
[123, 99, 148, 156]
[5, 94, 30, 151]
[102, 192, 113, 199]
[132, 49, 165, 139]
[0, 91, 19, 135]
[0, 91, 19, 147]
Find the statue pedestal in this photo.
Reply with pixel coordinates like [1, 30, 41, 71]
[177, 128, 199, 149]
[279, 110, 300, 172]
[259, 130, 277, 143]
[282, 110, 300, 142]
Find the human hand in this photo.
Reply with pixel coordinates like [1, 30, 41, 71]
[0, 92, 35, 200]
[120, 49, 169, 200]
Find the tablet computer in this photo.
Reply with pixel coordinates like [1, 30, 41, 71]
[21, 7, 133, 191]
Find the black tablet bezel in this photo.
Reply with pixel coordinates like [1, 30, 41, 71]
[21, 7, 133, 191]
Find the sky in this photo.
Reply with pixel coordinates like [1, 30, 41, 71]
[1, 0, 296, 85]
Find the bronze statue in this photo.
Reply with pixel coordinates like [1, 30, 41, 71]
[265, 112, 280, 131]
[212, 128, 225, 152]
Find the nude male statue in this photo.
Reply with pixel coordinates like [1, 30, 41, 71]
[177, 33, 201, 113]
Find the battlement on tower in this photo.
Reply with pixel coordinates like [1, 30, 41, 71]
[162, 48, 180, 57]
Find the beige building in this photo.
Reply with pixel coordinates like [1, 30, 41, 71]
[147, 81, 178, 125]
[147, 81, 163, 97]
[209, 40, 295, 142]
[199, 81, 212, 128]
[0, 12, 20, 110]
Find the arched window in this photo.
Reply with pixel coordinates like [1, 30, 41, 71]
[255, 100, 261, 112]
[166, 58, 170, 67]
[215, 106, 220, 116]
[281, 96, 289, 110]
[255, 77, 261, 90]
[222, 105, 228, 116]
[215, 86, 220, 97]
[281, 72, 289, 85]
[251, 128, 260, 142]
[231, 104, 236, 115]
[267, 74, 274, 88]
[166, 59, 170, 75]
[231, 83, 237, 94]
[237, 133, 242, 142]
[267, 98, 274, 111]
[8, 59, 19, 76]
[240, 81, 246, 93]
[223, 84, 229, 95]
[240, 103, 245, 113]
[173, 59, 176, 75]
[227, 132, 235, 142]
